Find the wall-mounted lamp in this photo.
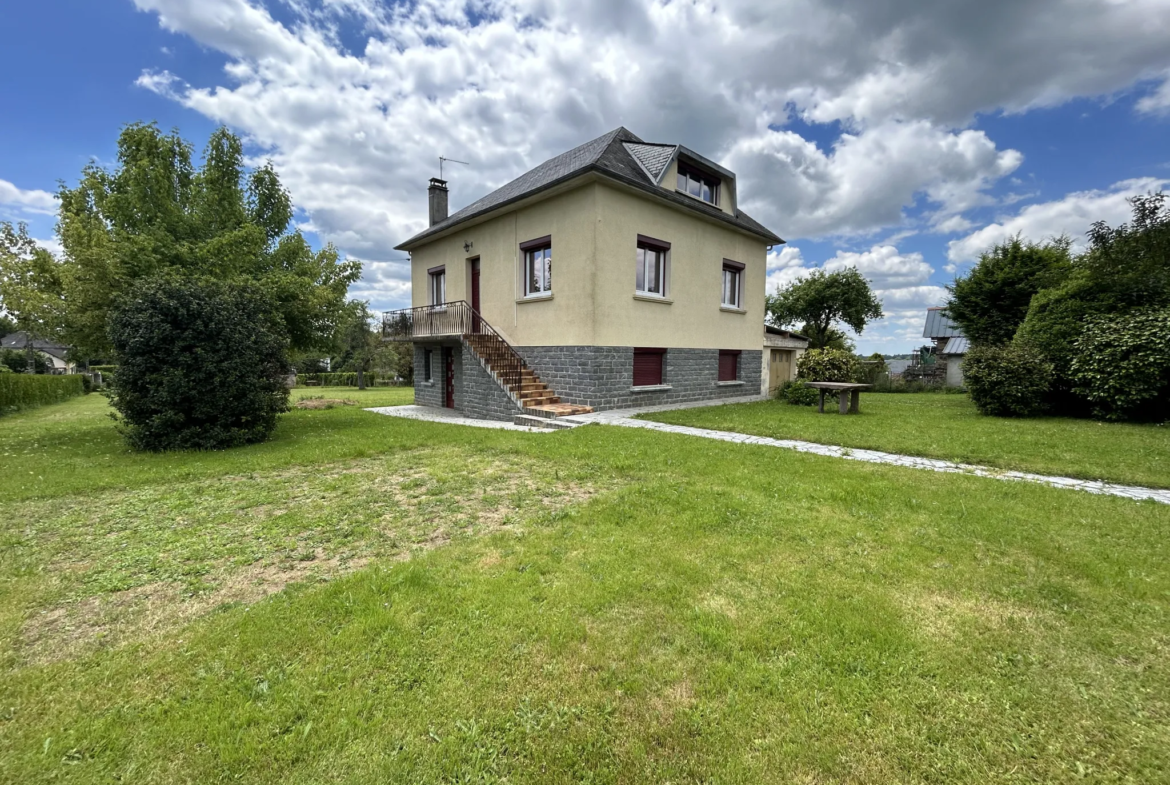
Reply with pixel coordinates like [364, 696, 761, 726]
[463, 241, 474, 253]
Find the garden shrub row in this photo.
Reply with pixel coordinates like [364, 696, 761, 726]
[0, 374, 86, 414]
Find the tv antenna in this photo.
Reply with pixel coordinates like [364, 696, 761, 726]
[439, 156, 469, 179]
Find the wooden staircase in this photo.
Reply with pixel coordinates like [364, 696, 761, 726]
[463, 333, 593, 417]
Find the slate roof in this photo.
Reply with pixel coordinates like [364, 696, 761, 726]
[922, 307, 964, 339]
[0, 331, 70, 360]
[396, 127, 782, 249]
[623, 142, 677, 181]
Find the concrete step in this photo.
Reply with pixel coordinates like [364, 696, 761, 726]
[513, 414, 578, 430]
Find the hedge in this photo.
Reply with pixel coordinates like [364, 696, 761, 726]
[0, 374, 86, 414]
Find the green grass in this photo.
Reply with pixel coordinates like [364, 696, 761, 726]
[639, 393, 1170, 488]
[2, 391, 1169, 782]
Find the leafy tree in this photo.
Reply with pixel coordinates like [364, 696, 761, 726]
[0, 123, 361, 359]
[800, 323, 855, 352]
[107, 276, 290, 451]
[1080, 192, 1170, 310]
[333, 301, 380, 390]
[1015, 191, 1169, 413]
[0, 222, 66, 341]
[767, 268, 883, 349]
[0, 313, 16, 340]
[946, 236, 1071, 346]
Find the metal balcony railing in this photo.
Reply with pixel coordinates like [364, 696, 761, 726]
[381, 301, 528, 394]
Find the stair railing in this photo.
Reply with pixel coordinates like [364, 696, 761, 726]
[382, 300, 529, 393]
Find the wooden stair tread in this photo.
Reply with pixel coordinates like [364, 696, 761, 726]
[525, 403, 593, 416]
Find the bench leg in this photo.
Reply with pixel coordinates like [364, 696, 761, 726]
[818, 389, 826, 413]
[838, 391, 849, 414]
[850, 389, 860, 413]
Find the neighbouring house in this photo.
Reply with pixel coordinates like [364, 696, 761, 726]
[0, 331, 76, 374]
[384, 127, 785, 421]
[922, 308, 968, 387]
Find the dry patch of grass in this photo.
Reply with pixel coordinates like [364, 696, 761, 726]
[6, 447, 613, 665]
[293, 397, 359, 410]
[901, 589, 1049, 640]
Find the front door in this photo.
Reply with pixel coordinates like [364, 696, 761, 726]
[469, 258, 481, 332]
[769, 349, 793, 392]
[443, 347, 455, 408]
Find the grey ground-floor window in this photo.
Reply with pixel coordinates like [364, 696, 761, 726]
[424, 348, 433, 381]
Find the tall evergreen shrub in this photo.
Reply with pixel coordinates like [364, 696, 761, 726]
[108, 276, 290, 451]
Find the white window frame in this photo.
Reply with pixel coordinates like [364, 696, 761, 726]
[677, 163, 720, 206]
[635, 235, 670, 298]
[428, 267, 446, 306]
[721, 261, 743, 309]
[520, 237, 553, 298]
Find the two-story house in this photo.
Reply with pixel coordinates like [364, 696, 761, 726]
[384, 127, 790, 422]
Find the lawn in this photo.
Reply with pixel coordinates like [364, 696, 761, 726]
[639, 392, 1170, 488]
[2, 390, 1169, 782]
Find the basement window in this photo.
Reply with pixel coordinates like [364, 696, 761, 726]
[718, 350, 740, 382]
[633, 347, 666, 387]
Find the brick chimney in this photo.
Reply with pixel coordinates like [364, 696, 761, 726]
[428, 178, 448, 226]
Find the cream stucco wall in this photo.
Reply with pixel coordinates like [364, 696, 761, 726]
[409, 176, 769, 351]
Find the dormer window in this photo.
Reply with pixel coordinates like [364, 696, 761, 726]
[677, 162, 720, 206]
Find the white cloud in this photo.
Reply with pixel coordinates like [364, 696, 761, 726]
[727, 121, 1022, 240]
[34, 237, 63, 257]
[946, 177, 1168, 264]
[0, 178, 56, 215]
[126, 0, 1170, 311]
[1137, 71, 1170, 114]
[822, 245, 933, 290]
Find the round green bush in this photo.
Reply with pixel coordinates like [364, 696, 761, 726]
[796, 348, 861, 383]
[777, 379, 818, 406]
[107, 276, 291, 451]
[1071, 307, 1170, 422]
[962, 343, 1054, 417]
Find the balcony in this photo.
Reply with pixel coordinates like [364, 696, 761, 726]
[381, 301, 481, 342]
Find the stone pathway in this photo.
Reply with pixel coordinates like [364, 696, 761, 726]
[367, 400, 1170, 505]
[365, 405, 559, 432]
[565, 409, 1170, 505]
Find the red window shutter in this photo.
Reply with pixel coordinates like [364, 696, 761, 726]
[633, 348, 665, 386]
[718, 350, 740, 382]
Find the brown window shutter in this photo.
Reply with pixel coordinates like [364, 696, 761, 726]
[633, 348, 665, 386]
[718, 350, 740, 382]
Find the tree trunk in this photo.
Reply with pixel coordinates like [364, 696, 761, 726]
[357, 367, 366, 390]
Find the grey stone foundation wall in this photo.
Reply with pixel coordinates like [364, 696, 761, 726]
[516, 346, 762, 411]
[412, 342, 465, 411]
[460, 344, 523, 421]
[412, 344, 443, 409]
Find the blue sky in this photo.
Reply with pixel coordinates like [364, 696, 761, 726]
[2, 0, 1169, 353]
